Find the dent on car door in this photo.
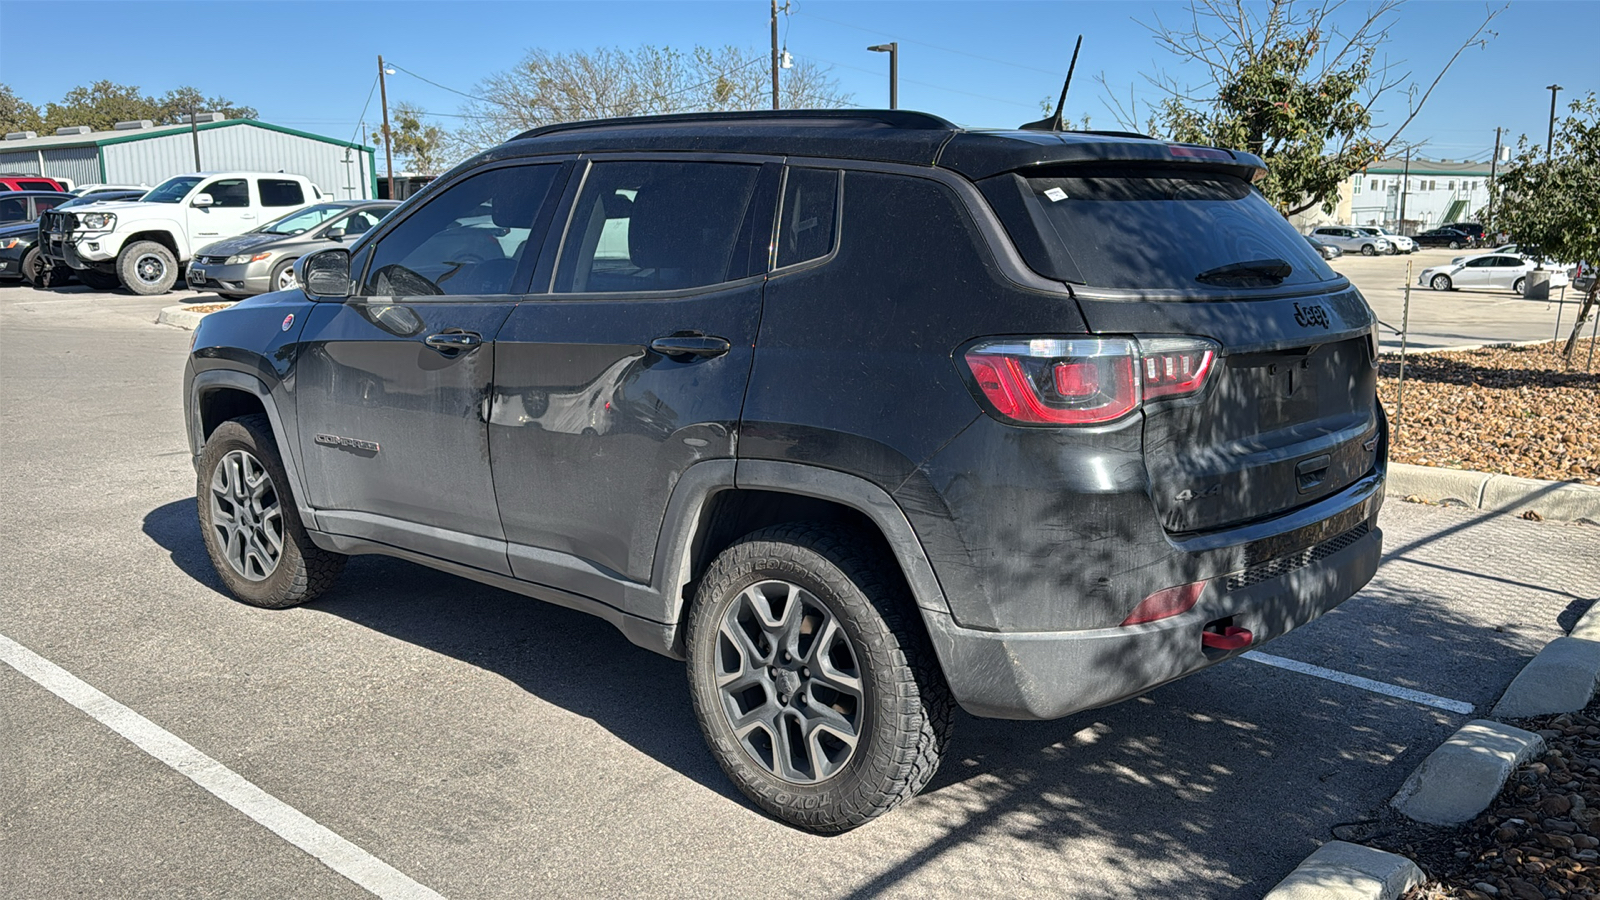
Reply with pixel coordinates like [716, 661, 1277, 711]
[489, 159, 777, 613]
[293, 162, 566, 575]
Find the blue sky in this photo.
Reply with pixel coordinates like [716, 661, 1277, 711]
[2, 0, 1595, 163]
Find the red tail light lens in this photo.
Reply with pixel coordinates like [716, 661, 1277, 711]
[1121, 581, 1207, 626]
[963, 336, 1218, 426]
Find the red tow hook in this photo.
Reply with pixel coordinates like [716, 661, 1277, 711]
[1201, 626, 1254, 651]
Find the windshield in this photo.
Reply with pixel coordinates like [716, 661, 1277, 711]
[1021, 168, 1336, 290]
[260, 204, 348, 235]
[144, 176, 203, 204]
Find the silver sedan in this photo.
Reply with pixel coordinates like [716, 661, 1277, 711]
[188, 200, 399, 297]
[1419, 253, 1571, 295]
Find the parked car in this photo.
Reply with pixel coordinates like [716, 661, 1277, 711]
[70, 183, 150, 198]
[1413, 227, 1476, 249]
[1572, 264, 1595, 296]
[1442, 221, 1486, 243]
[0, 175, 65, 192]
[1420, 253, 1570, 295]
[187, 109, 1385, 833]
[1357, 226, 1415, 254]
[1306, 234, 1343, 259]
[188, 200, 399, 298]
[0, 190, 71, 227]
[0, 190, 146, 285]
[1454, 243, 1524, 264]
[39, 171, 324, 295]
[1310, 225, 1391, 256]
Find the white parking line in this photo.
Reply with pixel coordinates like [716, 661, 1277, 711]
[0, 632, 445, 900]
[1242, 650, 1476, 714]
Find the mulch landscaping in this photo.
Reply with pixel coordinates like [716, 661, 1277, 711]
[1372, 702, 1600, 900]
[1380, 338, 1600, 488]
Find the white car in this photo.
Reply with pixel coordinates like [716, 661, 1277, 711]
[1309, 226, 1391, 256]
[1358, 226, 1415, 254]
[1420, 253, 1571, 295]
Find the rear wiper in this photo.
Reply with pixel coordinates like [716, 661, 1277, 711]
[1196, 258, 1293, 286]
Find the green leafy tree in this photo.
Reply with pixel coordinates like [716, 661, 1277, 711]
[1490, 93, 1600, 361]
[1100, 0, 1501, 217]
[11, 80, 256, 133]
[378, 102, 449, 175]
[450, 44, 851, 155]
[0, 83, 43, 133]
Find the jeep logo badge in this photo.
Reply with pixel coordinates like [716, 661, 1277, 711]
[1293, 302, 1330, 329]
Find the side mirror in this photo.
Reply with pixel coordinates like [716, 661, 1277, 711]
[191, 193, 214, 208]
[326, 226, 347, 242]
[300, 248, 351, 299]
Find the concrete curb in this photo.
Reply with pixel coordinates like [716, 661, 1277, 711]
[1389, 720, 1546, 825]
[156, 302, 235, 331]
[1490, 636, 1600, 719]
[1262, 841, 1424, 900]
[1386, 462, 1600, 524]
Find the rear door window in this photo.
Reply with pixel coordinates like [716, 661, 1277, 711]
[1019, 169, 1336, 290]
[258, 179, 305, 207]
[776, 167, 840, 268]
[553, 160, 760, 293]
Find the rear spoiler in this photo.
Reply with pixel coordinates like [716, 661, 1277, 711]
[938, 130, 1268, 183]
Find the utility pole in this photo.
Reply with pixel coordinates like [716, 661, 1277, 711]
[1487, 126, 1502, 228]
[1546, 84, 1564, 158]
[379, 55, 395, 201]
[770, 0, 780, 110]
[1397, 148, 1411, 233]
[868, 43, 899, 109]
[188, 105, 201, 170]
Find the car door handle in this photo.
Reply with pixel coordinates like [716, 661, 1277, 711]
[424, 331, 482, 353]
[650, 335, 731, 359]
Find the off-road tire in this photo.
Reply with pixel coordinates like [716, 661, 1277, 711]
[79, 268, 121, 291]
[117, 240, 178, 295]
[198, 415, 345, 608]
[685, 523, 953, 833]
[1361, 244, 1377, 256]
[1431, 275, 1453, 291]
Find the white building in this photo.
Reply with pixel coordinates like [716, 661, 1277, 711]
[1347, 158, 1493, 232]
[0, 117, 378, 199]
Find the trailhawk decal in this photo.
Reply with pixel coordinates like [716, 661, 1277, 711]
[314, 434, 379, 454]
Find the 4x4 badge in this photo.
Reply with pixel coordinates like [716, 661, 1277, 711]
[281, 313, 294, 331]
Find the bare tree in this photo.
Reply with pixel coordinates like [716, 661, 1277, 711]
[1096, 0, 1502, 217]
[449, 44, 852, 156]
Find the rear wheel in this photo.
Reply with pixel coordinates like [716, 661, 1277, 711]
[686, 523, 953, 833]
[1361, 244, 1377, 256]
[1431, 275, 1453, 291]
[117, 240, 177, 295]
[1449, 240, 1462, 250]
[198, 415, 345, 608]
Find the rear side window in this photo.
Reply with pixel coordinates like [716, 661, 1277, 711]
[258, 179, 305, 207]
[20, 179, 58, 191]
[33, 196, 64, 215]
[776, 167, 840, 268]
[1020, 169, 1336, 289]
[554, 160, 759, 293]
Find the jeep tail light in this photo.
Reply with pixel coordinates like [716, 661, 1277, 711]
[1121, 581, 1207, 626]
[963, 336, 1218, 426]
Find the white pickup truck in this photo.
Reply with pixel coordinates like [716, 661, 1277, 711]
[40, 171, 322, 294]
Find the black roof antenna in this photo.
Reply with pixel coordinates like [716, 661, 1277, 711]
[1020, 35, 1083, 131]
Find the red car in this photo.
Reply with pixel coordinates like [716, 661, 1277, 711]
[0, 176, 65, 192]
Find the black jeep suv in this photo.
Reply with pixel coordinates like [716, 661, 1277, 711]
[184, 110, 1386, 832]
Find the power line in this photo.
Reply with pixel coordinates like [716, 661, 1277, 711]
[386, 61, 495, 105]
[347, 73, 379, 147]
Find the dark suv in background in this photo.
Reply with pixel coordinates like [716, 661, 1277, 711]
[184, 110, 1386, 832]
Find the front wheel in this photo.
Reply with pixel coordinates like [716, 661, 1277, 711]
[1514, 277, 1526, 296]
[270, 258, 299, 293]
[1361, 244, 1377, 256]
[198, 415, 345, 608]
[117, 240, 178, 295]
[686, 523, 953, 833]
[20, 246, 45, 286]
[1431, 275, 1453, 291]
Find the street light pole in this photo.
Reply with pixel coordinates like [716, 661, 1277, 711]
[379, 55, 395, 201]
[867, 42, 898, 109]
[770, 0, 780, 110]
[1546, 84, 1564, 158]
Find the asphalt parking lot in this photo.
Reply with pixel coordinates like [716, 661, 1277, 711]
[2, 281, 1597, 899]
[1329, 247, 1590, 351]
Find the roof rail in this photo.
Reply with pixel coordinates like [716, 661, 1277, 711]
[512, 109, 959, 143]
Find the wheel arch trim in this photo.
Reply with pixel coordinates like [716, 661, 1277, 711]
[188, 369, 317, 529]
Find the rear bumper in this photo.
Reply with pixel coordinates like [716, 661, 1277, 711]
[927, 519, 1382, 720]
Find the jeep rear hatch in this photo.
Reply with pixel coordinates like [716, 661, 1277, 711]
[980, 164, 1382, 534]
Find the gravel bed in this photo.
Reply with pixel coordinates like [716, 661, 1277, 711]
[1380, 339, 1600, 487]
[1360, 702, 1600, 900]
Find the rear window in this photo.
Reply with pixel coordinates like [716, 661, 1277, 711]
[1019, 168, 1336, 290]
